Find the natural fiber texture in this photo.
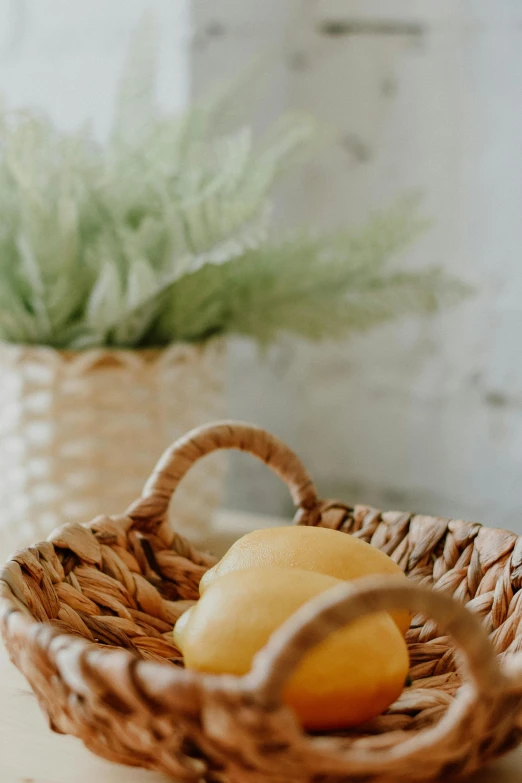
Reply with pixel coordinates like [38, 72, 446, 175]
[0, 341, 225, 554]
[2, 422, 522, 783]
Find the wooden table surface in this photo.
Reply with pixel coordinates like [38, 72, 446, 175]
[1, 511, 521, 783]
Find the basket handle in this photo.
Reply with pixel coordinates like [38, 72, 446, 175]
[127, 421, 319, 527]
[246, 576, 505, 709]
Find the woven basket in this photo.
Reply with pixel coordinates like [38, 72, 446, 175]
[2, 422, 522, 783]
[0, 340, 225, 555]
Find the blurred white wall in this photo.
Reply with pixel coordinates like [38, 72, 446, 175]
[0, 0, 189, 134]
[193, 0, 522, 531]
[1, 1, 522, 530]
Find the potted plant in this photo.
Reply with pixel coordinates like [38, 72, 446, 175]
[0, 23, 464, 551]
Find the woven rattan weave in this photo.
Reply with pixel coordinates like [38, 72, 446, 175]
[2, 422, 522, 782]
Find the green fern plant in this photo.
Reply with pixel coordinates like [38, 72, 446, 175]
[0, 20, 466, 349]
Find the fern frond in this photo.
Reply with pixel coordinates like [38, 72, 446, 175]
[0, 16, 466, 349]
[141, 205, 467, 346]
[111, 13, 157, 150]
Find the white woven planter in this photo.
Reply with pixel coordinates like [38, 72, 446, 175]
[0, 340, 226, 555]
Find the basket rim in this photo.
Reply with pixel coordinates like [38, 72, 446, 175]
[2, 420, 522, 782]
[2, 508, 522, 778]
[0, 335, 225, 365]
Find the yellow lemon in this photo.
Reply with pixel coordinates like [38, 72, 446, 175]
[175, 566, 409, 731]
[200, 525, 409, 634]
